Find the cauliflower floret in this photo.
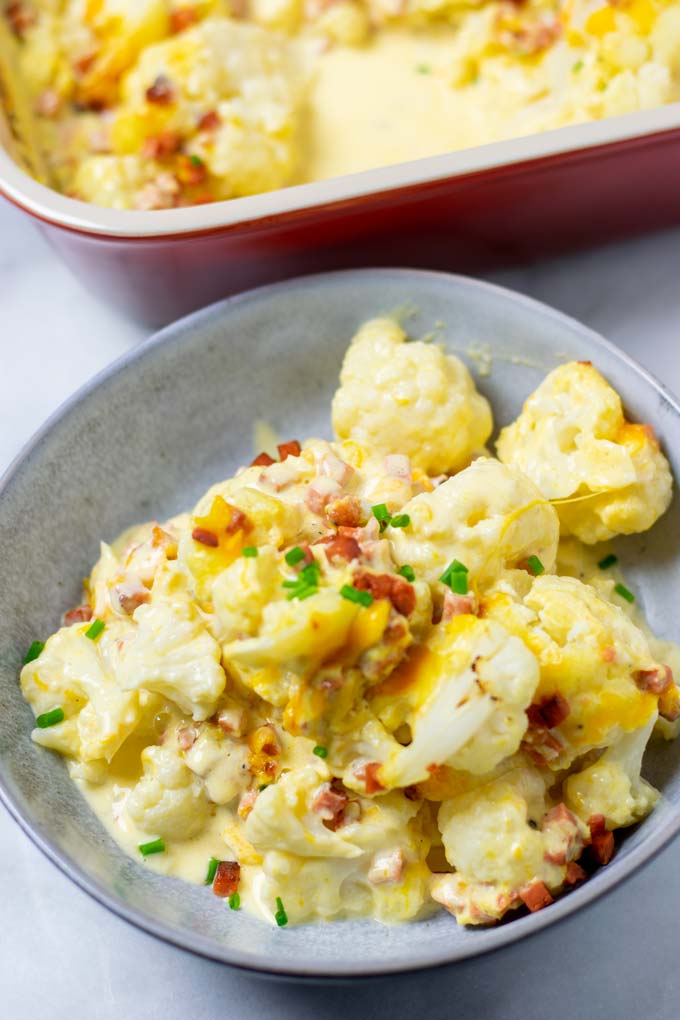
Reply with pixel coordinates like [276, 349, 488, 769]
[182, 723, 251, 804]
[126, 743, 210, 838]
[484, 574, 662, 767]
[565, 715, 659, 829]
[371, 616, 539, 788]
[496, 362, 673, 543]
[390, 457, 559, 593]
[20, 621, 141, 762]
[117, 565, 226, 720]
[211, 544, 281, 644]
[331, 318, 492, 476]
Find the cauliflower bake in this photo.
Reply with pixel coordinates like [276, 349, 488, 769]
[20, 318, 679, 928]
[3, 0, 680, 209]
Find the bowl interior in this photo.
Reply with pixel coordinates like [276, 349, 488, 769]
[1, 268, 680, 977]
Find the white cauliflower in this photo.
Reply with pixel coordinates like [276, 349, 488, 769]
[390, 457, 559, 592]
[182, 724, 251, 804]
[127, 744, 210, 838]
[496, 361, 673, 543]
[331, 318, 492, 476]
[211, 544, 281, 644]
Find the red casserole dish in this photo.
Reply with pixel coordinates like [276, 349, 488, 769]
[2, 84, 680, 325]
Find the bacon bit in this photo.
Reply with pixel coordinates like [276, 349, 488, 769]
[588, 814, 607, 838]
[601, 645, 617, 663]
[145, 75, 175, 105]
[442, 591, 476, 622]
[384, 454, 411, 481]
[385, 616, 409, 644]
[659, 681, 680, 722]
[73, 51, 96, 76]
[306, 478, 342, 515]
[353, 571, 416, 617]
[591, 830, 615, 866]
[540, 803, 583, 865]
[192, 526, 219, 547]
[403, 785, 420, 801]
[178, 725, 198, 751]
[197, 109, 221, 132]
[249, 724, 280, 757]
[519, 880, 554, 913]
[151, 524, 178, 557]
[323, 535, 361, 564]
[500, 14, 562, 55]
[564, 861, 587, 886]
[215, 707, 248, 737]
[326, 495, 363, 528]
[356, 761, 384, 795]
[278, 440, 301, 461]
[368, 848, 406, 885]
[634, 665, 673, 695]
[577, 360, 592, 366]
[320, 451, 353, 486]
[213, 860, 241, 898]
[251, 451, 276, 467]
[176, 154, 207, 186]
[5, 1, 36, 37]
[170, 5, 198, 32]
[35, 88, 61, 117]
[142, 131, 182, 159]
[225, 507, 251, 535]
[64, 604, 93, 626]
[528, 693, 570, 730]
[237, 788, 258, 820]
[312, 782, 348, 829]
[113, 581, 150, 615]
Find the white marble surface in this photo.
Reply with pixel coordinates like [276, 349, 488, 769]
[2, 196, 680, 1019]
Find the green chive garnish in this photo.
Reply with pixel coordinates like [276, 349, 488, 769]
[259, 784, 269, 792]
[190, 154, 203, 166]
[205, 857, 220, 885]
[389, 514, 411, 529]
[598, 553, 618, 570]
[340, 584, 374, 607]
[285, 546, 306, 566]
[283, 560, 320, 600]
[440, 559, 469, 594]
[36, 707, 64, 729]
[274, 896, 288, 927]
[526, 555, 545, 576]
[572, 60, 584, 72]
[398, 565, 416, 583]
[313, 745, 328, 758]
[85, 618, 105, 641]
[229, 892, 240, 910]
[139, 838, 165, 857]
[23, 640, 45, 664]
[372, 503, 392, 532]
[242, 546, 258, 558]
[416, 63, 431, 74]
[615, 582, 635, 604]
[285, 586, 317, 601]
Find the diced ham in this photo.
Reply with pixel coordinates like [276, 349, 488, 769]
[601, 645, 617, 663]
[215, 707, 248, 737]
[367, 848, 405, 885]
[659, 681, 680, 722]
[63, 604, 93, 626]
[213, 860, 241, 898]
[197, 110, 221, 132]
[5, 2, 36, 37]
[564, 861, 587, 886]
[320, 451, 353, 486]
[312, 782, 348, 829]
[353, 571, 416, 617]
[588, 814, 606, 837]
[225, 507, 250, 535]
[277, 440, 301, 461]
[141, 131, 181, 159]
[178, 725, 199, 751]
[355, 761, 384, 795]
[591, 830, 615, 866]
[176, 154, 207, 186]
[519, 880, 554, 913]
[237, 788, 258, 820]
[306, 477, 342, 515]
[251, 451, 275, 467]
[259, 458, 300, 491]
[192, 526, 218, 547]
[384, 454, 411, 482]
[540, 803, 583, 865]
[35, 89, 60, 117]
[73, 51, 96, 76]
[170, 6, 198, 32]
[323, 535, 361, 564]
[249, 724, 280, 757]
[113, 578, 150, 615]
[442, 591, 476, 622]
[326, 495, 363, 528]
[634, 665, 673, 695]
[145, 75, 175, 105]
[527, 693, 570, 730]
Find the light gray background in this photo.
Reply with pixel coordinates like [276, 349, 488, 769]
[2, 198, 679, 1018]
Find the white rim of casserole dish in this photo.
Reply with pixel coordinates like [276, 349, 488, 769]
[1, 103, 680, 238]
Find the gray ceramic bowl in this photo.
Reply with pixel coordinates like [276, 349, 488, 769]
[1, 269, 680, 978]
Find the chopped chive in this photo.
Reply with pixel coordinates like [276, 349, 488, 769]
[274, 896, 288, 927]
[526, 555, 545, 576]
[285, 585, 317, 601]
[398, 564, 416, 582]
[440, 559, 469, 593]
[229, 892, 241, 910]
[372, 503, 392, 532]
[572, 60, 584, 72]
[416, 63, 431, 74]
[313, 745, 328, 758]
[23, 640, 45, 664]
[85, 618, 105, 641]
[36, 707, 64, 729]
[340, 584, 374, 607]
[285, 546, 306, 566]
[282, 579, 300, 588]
[242, 546, 258, 558]
[598, 553, 618, 570]
[300, 562, 320, 583]
[139, 838, 165, 857]
[389, 514, 411, 529]
[614, 582, 635, 604]
[258, 784, 269, 792]
[190, 154, 203, 166]
[205, 857, 220, 885]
